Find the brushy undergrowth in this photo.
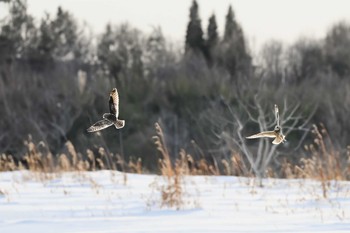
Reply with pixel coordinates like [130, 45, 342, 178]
[1, 124, 349, 191]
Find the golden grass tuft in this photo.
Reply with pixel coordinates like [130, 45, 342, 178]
[220, 152, 247, 176]
[153, 122, 184, 209]
[128, 157, 142, 174]
[0, 135, 143, 182]
[281, 124, 347, 198]
[0, 154, 16, 171]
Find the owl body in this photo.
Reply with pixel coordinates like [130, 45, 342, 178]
[87, 88, 125, 132]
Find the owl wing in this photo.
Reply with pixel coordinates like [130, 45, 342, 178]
[274, 104, 280, 127]
[87, 119, 113, 132]
[109, 89, 120, 117]
[246, 131, 276, 139]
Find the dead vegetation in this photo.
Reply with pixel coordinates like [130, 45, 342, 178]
[153, 122, 184, 209]
[0, 123, 349, 203]
[281, 124, 349, 198]
[0, 135, 141, 178]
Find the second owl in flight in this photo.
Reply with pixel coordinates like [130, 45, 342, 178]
[246, 104, 286, 145]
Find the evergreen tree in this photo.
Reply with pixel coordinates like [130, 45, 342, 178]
[223, 5, 246, 52]
[207, 14, 218, 49]
[206, 13, 219, 65]
[185, 0, 205, 55]
[219, 5, 251, 76]
[223, 5, 237, 42]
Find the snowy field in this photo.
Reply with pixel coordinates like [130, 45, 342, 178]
[1, 171, 350, 233]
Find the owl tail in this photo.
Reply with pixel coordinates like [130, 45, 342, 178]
[114, 119, 125, 129]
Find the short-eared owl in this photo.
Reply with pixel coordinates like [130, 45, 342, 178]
[87, 88, 125, 132]
[246, 104, 286, 145]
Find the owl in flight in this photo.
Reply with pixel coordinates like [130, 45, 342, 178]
[246, 104, 286, 145]
[87, 88, 125, 132]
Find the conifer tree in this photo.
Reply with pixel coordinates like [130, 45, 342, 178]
[185, 0, 205, 55]
[207, 14, 218, 49]
[223, 5, 247, 51]
[206, 13, 219, 65]
[220, 5, 250, 76]
[223, 6, 237, 42]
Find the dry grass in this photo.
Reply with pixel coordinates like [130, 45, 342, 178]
[0, 135, 142, 182]
[153, 122, 184, 209]
[221, 151, 248, 176]
[299, 124, 342, 180]
[0, 123, 350, 202]
[281, 124, 348, 198]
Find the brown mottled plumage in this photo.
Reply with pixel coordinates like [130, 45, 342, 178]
[87, 88, 125, 133]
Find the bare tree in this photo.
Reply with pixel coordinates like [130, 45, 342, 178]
[218, 96, 316, 186]
[259, 40, 286, 80]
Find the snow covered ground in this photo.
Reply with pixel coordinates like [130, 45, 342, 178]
[1, 171, 350, 233]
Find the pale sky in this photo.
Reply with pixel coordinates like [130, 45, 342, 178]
[1, 0, 350, 52]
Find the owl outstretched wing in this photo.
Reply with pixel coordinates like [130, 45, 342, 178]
[246, 131, 276, 139]
[87, 119, 113, 132]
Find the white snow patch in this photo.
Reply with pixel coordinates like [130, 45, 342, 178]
[1, 171, 350, 232]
